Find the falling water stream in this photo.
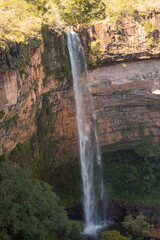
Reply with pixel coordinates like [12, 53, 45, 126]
[67, 31, 105, 235]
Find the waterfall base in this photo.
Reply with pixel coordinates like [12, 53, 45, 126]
[83, 220, 109, 236]
[83, 223, 105, 236]
[76, 221, 114, 240]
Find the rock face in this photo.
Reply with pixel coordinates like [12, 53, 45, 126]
[1, 17, 160, 155]
[76, 14, 160, 67]
[0, 36, 77, 155]
[52, 58, 160, 153]
[89, 59, 160, 151]
[0, 45, 44, 154]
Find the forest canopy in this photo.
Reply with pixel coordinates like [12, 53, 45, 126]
[0, 162, 70, 240]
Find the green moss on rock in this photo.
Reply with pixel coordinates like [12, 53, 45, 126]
[0, 39, 41, 73]
[0, 110, 5, 119]
[7, 94, 81, 207]
[1, 114, 19, 131]
[41, 26, 71, 85]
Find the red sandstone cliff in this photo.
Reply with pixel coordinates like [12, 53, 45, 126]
[1, 15, 160, 155]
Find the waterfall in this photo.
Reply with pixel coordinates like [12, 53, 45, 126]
[67, 31, 105, 235]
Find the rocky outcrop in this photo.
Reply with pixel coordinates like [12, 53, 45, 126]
[76, 14, 160, 68]
[0, 45, 44, 154]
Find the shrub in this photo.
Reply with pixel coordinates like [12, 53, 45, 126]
[0, 162, 70, 240]
[122, 212, 153, 240]
[69, 220, 84, 238]
[0, 0, 64, 46]
[90, 40, 101, 53]
[104, 0, 160, 22]
[55, 0, 105, 24]
[104, 0, 136, 21]
[141, 20, 157, 44]
[101, 230, 127, 240]
[0, 110, 5, 119]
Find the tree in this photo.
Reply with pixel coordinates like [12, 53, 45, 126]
[55, 0, 105, 24]
[101, 230, 127, 240]
[69, 220, 84, 238]
[122, 212, 153, 240]
[0, 162, 70, 240]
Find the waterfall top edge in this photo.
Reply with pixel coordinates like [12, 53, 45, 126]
[66, 26, 75, 33]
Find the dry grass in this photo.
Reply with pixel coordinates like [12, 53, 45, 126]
[104, 0, 160, 21]
[0, 0, 65, 46]
[0, 0, 159, 45]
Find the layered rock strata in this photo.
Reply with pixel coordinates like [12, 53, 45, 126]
[89, 59, 160, 151]
[0, 43, 77, 155]
[76, 14, 160, 67]
[1, 17, 160, 155]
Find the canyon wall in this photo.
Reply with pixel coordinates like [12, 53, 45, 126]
[89, 59, 160, 151]
[76, 13, 160, 67]
[1, 15, 160, 155]
[0, 45, 44, 154]
[0, 31, 77, 155]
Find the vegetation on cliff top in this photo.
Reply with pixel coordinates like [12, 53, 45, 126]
[104, 0, 160, 22]
[122, 212, 153, 240]
[0, 95, 83, 239]
[101, 230, 127, 240]
[0, 0, 160, 47]
[0, 0, 64, 46]
[0, 0, 160, 73]
[0, 0, 65, 73]
[7, 94, 81, 207]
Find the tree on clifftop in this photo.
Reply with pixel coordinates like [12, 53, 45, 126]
[55, 0, 105, 24]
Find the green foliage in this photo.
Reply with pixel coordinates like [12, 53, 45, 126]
[42, 26, 71, 84]
[0, 110, 5, 119]
[0, 162, 70, 240]
[0, 0, 64, 43]
[0, 0, 41, 43]
[104, 0, 136, 22]
[1, 114, 19, 131]
[0, 0, 160, 51]
[0, 42, 31, 73]
[135, 141, 160, 160]
[69, 220, 84, 238]
[103, 138, 160, 208]
[19, 69, 30, 79]
[9, 94, 81, 207]
[0, 0, 160, 75]
[0, 0, 65, 73]
[104, 0, 160, 22]
[122, 212, 153, 240]
[141, 20, 157, 44]
[55, 0, 105, 24]
[90, 40, 101, 54]
[87, 39, 103, 69]
[101, 230, 127, 240]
